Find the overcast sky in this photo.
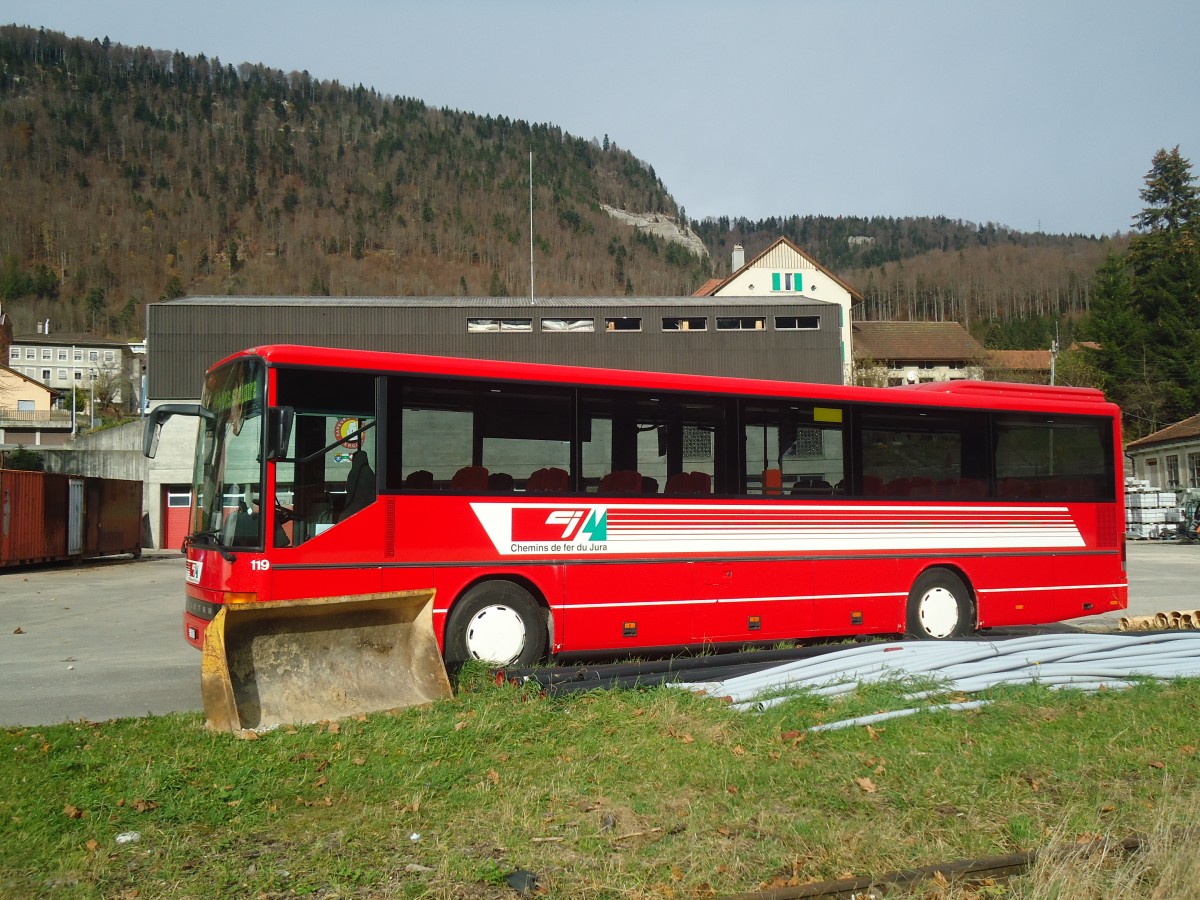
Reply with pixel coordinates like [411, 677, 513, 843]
[7, 1, 1198, 237]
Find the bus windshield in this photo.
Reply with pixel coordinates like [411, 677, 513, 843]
[192, 358, 265, 549]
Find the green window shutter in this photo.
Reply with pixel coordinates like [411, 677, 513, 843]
[771, 272, 781, 291]
[795, 273, 803, 291]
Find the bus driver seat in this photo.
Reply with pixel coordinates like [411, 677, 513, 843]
[337, 450, 376, 521]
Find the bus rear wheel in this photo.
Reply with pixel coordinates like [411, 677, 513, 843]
[444, 581, 547, 668]
[906, 569, 974, 640]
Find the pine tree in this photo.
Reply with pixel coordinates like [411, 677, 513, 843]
[1087, 148, 1200, 433]
[1128, 147, 1200, 424]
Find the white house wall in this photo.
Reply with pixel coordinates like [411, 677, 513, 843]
[715, 246, 853, 383]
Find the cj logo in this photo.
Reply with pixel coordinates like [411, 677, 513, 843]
[545, 510, 585, 539]
[511, 507, 608, 542]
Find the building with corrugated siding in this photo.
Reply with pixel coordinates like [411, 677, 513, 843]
[143, 293, 844, 547]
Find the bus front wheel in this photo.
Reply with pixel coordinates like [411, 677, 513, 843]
[906, 569, 974, 640]
[444, 581, 547, 668]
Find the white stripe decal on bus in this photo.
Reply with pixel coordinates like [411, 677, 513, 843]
[472, 501, 1086, 556]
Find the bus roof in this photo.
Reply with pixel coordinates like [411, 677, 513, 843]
[216, 344, 1118, 417]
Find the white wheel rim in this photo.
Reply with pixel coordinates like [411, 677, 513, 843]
[463, 604, 527, 664]
[918, 586, 959, 639]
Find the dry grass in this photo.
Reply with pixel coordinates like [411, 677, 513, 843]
[3, 675, 1199, 898]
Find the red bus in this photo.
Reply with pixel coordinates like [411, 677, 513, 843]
[146, 344, 1127, 667]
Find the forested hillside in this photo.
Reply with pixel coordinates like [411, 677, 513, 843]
[0, 26, 706, 336]
[0, 25, 1124, 347]
[695, 216, 1127, 347]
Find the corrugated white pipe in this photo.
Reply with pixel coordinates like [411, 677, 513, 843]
[805, 700, 992, 732]
[710, 633, 1200, 712]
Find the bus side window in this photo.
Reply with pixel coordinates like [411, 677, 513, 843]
[740, 401, 845, 498]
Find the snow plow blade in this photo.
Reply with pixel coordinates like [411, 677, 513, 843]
[200, 589, 452, 732]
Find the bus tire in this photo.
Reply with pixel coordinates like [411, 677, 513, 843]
[905, 569, 974, 640]
[444, 581, 547, 668]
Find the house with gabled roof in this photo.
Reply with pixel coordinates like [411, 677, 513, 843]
[851, 321, 986, 385]
[0, 363, 72, 446]
[693, 236, 863, 383]
[1124, 413, 1200, 491]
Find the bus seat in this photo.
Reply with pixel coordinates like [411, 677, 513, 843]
[908, 476, 935, 497]
[862, 475, 885, 495]
[527, 467, 569, 493]
[337, 450, 376, 521]
[599, 470, 641, 494]
[641, 476, 659, 494]
[666, 472, 710, 494]
[955, 478, 987, 498]
[998, 478, 1032, 499]
[665, 472, 691, 494]
[791, 477, 832, 495]
[404, 469, 434, 489]
[883, 477, 911, 496]
[451, 465, 489, 492]
[488, 472, 514, 492]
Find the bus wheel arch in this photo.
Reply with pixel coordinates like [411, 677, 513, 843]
[905, 566, 976, 640]
[443, 578, 549, 669]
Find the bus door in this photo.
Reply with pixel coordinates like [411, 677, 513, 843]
[267, 368, 383, 600]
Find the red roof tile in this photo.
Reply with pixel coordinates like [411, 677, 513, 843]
[1126, 413, 1200, 449]
[852, 321, 984, 362]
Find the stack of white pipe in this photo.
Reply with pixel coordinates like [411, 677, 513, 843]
[682, 633, 1200, 720]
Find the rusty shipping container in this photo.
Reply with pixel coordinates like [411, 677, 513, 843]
[0, 469, 142, 567]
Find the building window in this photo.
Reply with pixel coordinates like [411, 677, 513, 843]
[605, 317, 642, 332]
[785, 427, 827, 458]
[1166, 455, 1180, 489]
[26, 348, 35, 359]
[682, 425, 713, 460]
[775, 315, 820, 330]
[104, 350, 115, 363]
[8, 348, 17, 360]
[88, 350, 99, 360]
[74, 350, 82, 361]
[41, 349, 52, 360]
[716, 317, 765, 331]
[57, 349, 67, 360]
[57, 368, 67, 380]
[541, 318, 595, 332]
[771, 272, 804, 292]
[41, 369, 51, 381]
[662, 317, 707, 331]
[17, 399, 35, 411]
[1188, 453, 1200, 489]
[467, 318, 532, 332]
[74, 371, 82, 381]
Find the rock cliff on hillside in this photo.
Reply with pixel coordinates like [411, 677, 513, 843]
[601, 206, 709, 259]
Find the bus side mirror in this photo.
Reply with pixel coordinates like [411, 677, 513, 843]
[266, 407, 295, 461]
[143, 404, 212, 458]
